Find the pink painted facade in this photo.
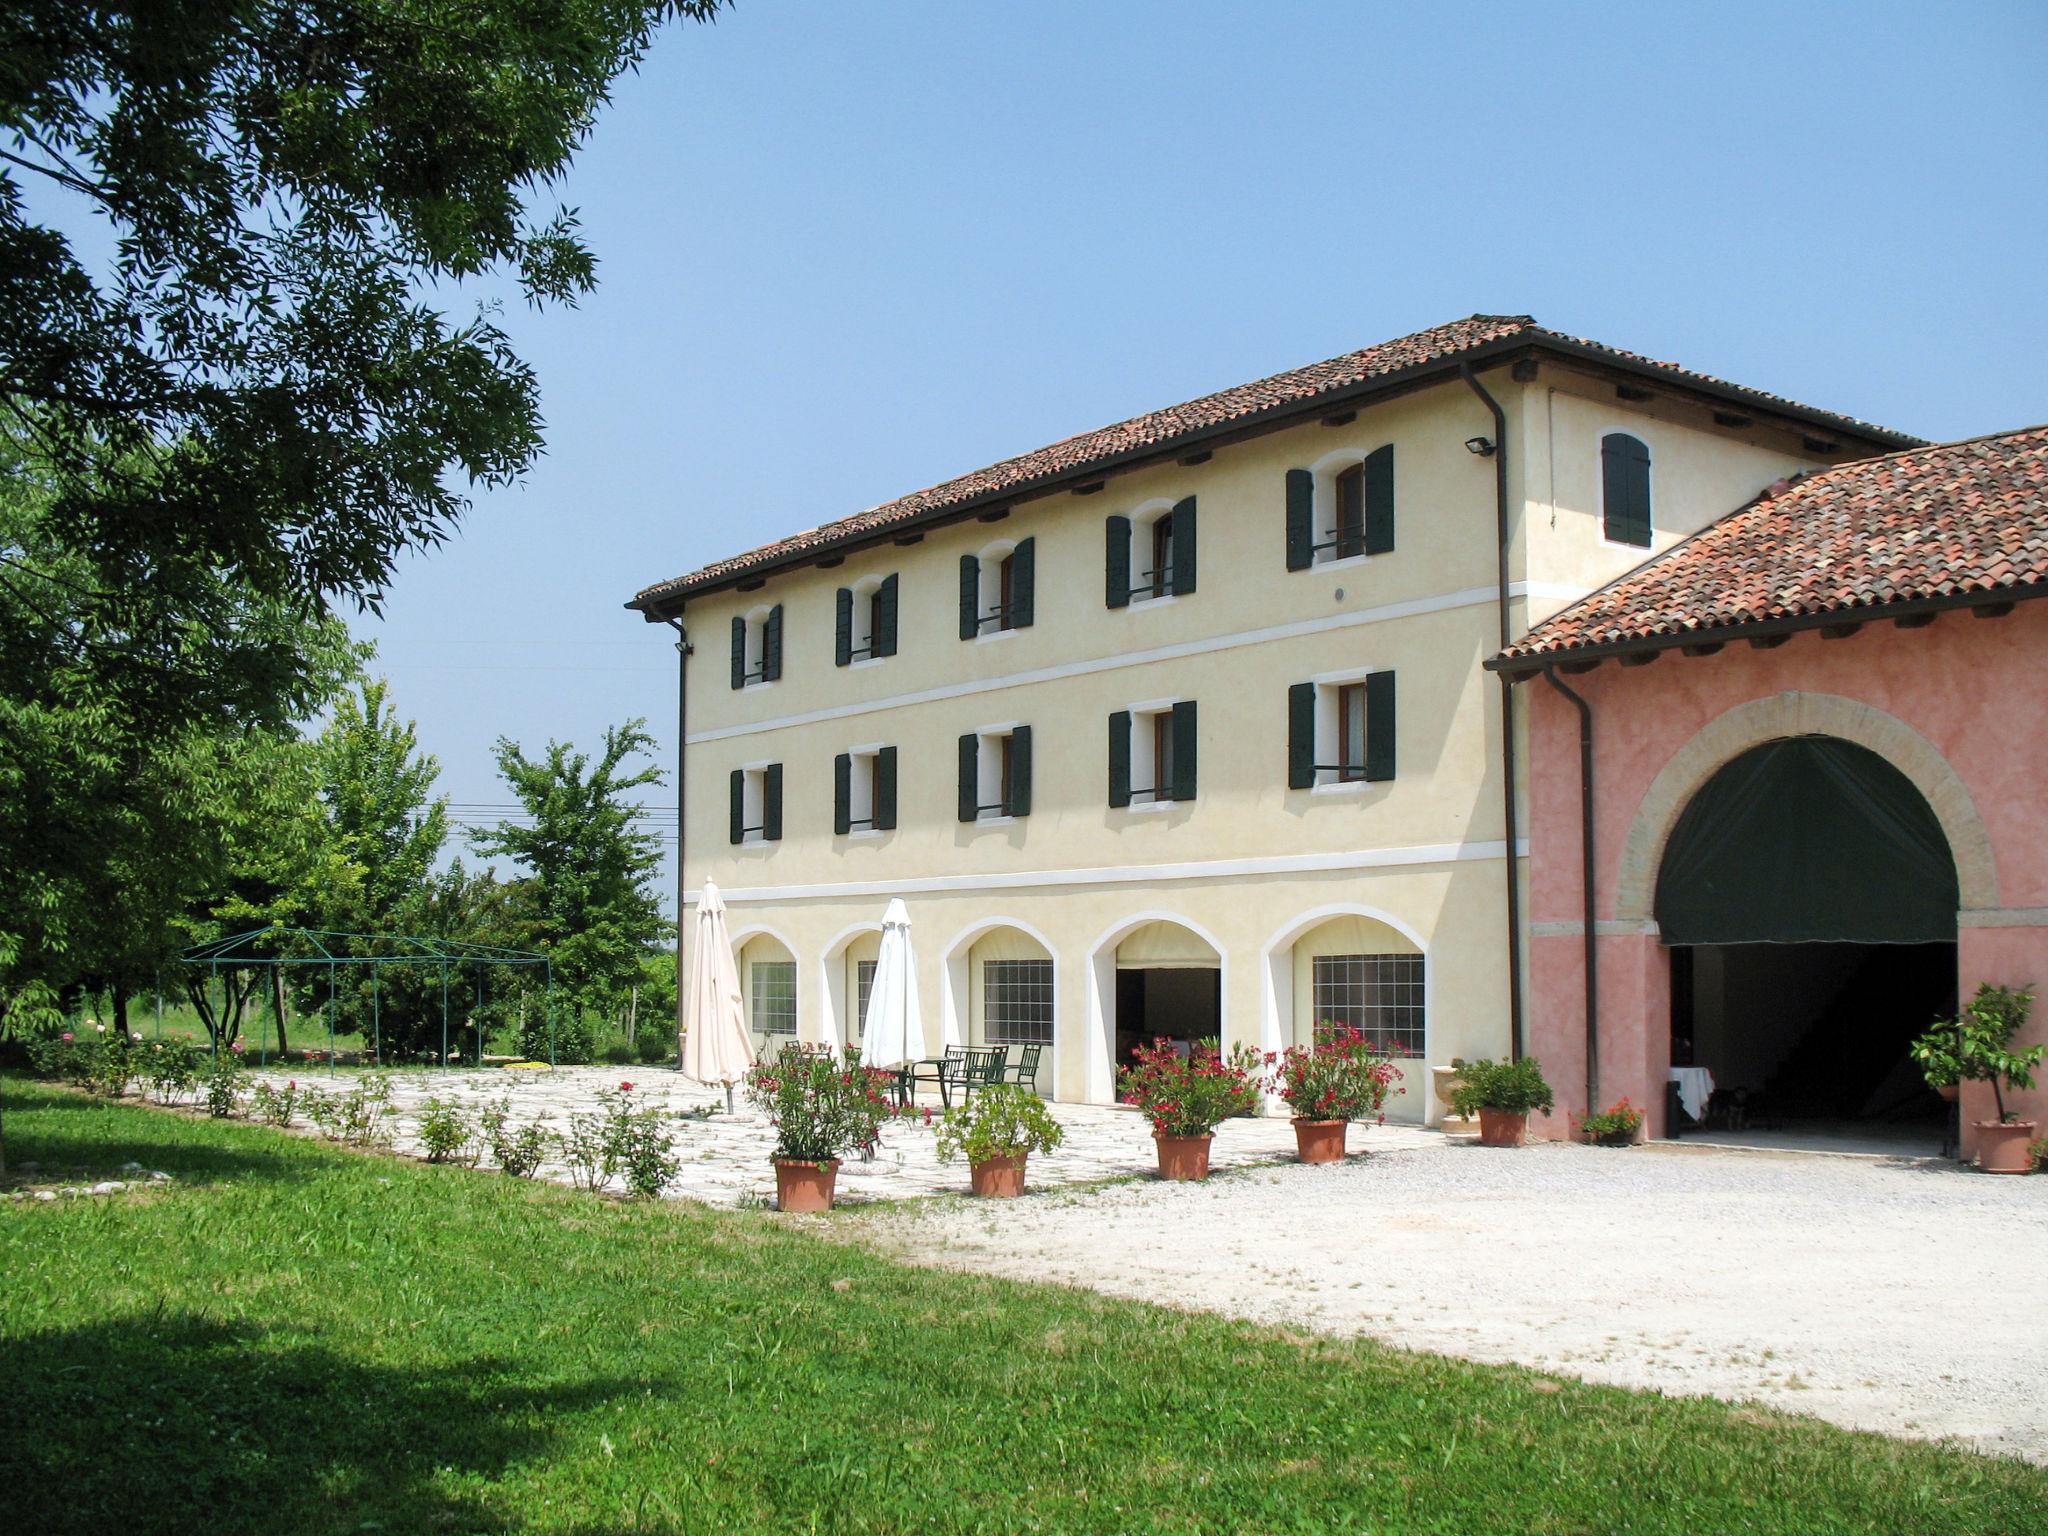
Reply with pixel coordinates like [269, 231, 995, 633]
[1521, 600, 2048, 1152]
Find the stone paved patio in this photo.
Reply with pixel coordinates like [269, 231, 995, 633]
[243, 1064, 1438, 1205]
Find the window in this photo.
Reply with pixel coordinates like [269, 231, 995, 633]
[983, 958, 1054, 1045]
[958, 725, 1032, 821]
[960, 538, 1035, 637]
[1105, 498, 1196, 608]
[729, 604, 783, 689]
[1602, 432, 1652, 547]
[835, 575, 899, 666]
[1287, 674, 1395, 789]
[1108, 700, 1197, 807]
[750, 959, 797, 1036]
[1312, 953, 1424, 1056]
[728, 763, 783, 844]
[834, 745, 897, 834]
[855, 959, 877, 1038]
[1285, 446, 1394, 570]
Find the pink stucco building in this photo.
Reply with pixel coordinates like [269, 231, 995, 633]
[1494, 427, 2047, 1157]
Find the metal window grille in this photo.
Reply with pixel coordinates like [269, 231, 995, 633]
[1311, 953, 1424, 1056]
[854, 959, 876, 1038]
[982, 958, 1053, 1045]
[750, 960, 797, 1035]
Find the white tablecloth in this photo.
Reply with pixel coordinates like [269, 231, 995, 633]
[1668, 1066, 1716, 1122]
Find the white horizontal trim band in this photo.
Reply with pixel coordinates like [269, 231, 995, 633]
[1531, 918, 1662, 938]
[693, 838, 1528, 906]
[1958, 907, 2048, 929]
[686, 581, 1583, 745]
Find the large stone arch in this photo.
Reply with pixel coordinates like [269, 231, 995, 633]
[1613, 691, 1999, 924]
[1083, 912, 1227, 1106]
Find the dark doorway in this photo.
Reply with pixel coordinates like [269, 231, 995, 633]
[1672, 942, 1955, 1137]
[1114, 968, 1221, 1072]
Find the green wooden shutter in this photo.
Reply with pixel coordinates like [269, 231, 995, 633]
[761, 605, 784, 681]
[1171, 496, 1198, 596]
[1364, 671, 1396, 782]
[833, 752, 852, 834]
[1170, 699, 1198, 802]
[1108, 710, 1132, 808]
[834, 588, 853, 667]
[876, 746, 898, 831]
[1009, 538, 1035, 628]
[1285, 469, 1314, 571]
[1105, 516, 1131, 609]
[957, 733, 978, 821]
[1603, 434, 1651, 547]
[1363, 444, 1395, 556]
[958, 554, 980, 639]
[1287, 682, 1316, 789]
[874, 574, 899, 657]
[730, 616, 747, 689]
[1008, 725, 1032, 816]
[728, 768, 745, 843]
[762, 762, 783, 840]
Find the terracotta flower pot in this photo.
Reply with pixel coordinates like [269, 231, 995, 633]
[1934, 1083, 1960, 1103]
[1593, 1131, 1636, 1148]
[1292, 1118, 1348, 1164]
[773, 1158, 841, 1212]
[1974, 1119, 2039, 1174]
[969, 1153, 1028, 1198]
[1476, 1107, 1528, 1148]
[1154, 1133, 1213, 1181]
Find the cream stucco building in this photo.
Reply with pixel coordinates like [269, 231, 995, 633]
[628, 315, 1912, 1119]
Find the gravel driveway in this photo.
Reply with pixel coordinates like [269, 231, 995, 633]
[865, 1136, 2048, 1462]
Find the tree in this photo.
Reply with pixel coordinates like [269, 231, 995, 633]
[311, 679, 449, 934]
[0, 0, 727, 728]
[470, 720, 667, 1057]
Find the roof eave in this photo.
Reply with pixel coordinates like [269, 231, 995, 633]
[1488, 580, 2048, 680]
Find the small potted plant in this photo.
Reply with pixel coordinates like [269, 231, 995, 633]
[1914, 983, 2043, 1174]
[1118, 1037, 1262, 1181]
[1907, 1017, 1963, 1102]
[744, 1047, 901, 1211]
[1266, 1024, 1404, 1163]
[1579, 1098, 1644, 1147]
[1448, 1057, 1555, 1147]
[932, 1083, 1065, 1197]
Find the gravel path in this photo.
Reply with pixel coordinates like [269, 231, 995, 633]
[864, 1138, 2048, 1462]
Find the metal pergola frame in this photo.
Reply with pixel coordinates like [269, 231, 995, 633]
[179, 928, 553, 1072]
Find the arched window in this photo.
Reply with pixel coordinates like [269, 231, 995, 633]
[1602, 433, 1652, 547]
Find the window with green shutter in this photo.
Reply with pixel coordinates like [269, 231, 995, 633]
[1288, 674, 1395, 788]
[1602, 433, 1652, 547]
[962, 727, 1031, 819]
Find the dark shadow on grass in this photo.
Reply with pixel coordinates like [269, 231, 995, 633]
[0, 1312, 638, 1536]
[4, 1125, 324, 1189]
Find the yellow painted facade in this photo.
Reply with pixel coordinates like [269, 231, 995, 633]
[667, 366, 1841, 1118]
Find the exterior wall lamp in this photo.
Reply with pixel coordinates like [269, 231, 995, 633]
[1464, 435, 1497, 457]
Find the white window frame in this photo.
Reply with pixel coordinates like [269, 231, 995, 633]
[973, 538, 1020, 641]
[843, 740, 885, 839]
[1309, 447, 1380, 572]
[748, 957, 798, 1037]
[739, 604, 777, 690]
[1120, 497, 1182, 606]
[1120, 694, 1182, 813]
[847, 575, 886, 666]
[971, 720, 1020, 824]
[738, 760, 772, 843]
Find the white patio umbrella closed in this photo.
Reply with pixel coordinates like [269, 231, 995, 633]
[681, 880, 754, 1111]
[858, 898, 927, 1071]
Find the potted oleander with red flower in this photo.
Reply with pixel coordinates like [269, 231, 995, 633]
[1118, 1038, 1263, 1181]
[743, 1047, 903, 1211]
[1266, 1025, 1405, 1163]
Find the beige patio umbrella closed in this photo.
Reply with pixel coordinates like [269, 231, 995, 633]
[681, 880, 754, 1111]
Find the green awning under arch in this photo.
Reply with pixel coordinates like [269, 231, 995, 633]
[1655, 736, 1959, 946]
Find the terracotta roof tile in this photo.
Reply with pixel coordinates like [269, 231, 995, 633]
[1497, 425, 2048, 668]
[631, 315, 1915, 609]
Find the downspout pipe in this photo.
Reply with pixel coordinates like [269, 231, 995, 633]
[1541, 665, 1599, 1119]
[1460, 361, 1525, 1060]
[660, 616, 691, 1067]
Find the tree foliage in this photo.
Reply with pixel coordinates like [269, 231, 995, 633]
[469, 720, 667, 1036]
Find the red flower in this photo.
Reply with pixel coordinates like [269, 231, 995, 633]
[619, 1081, 634, 1093]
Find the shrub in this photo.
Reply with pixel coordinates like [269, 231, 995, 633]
[1580, 1098, 1644, 1143]
[519, 1009, 594, 1066]
[744, 1048, 903, 1164]
[302, 1075, 394, 1146]
[143, 1038, 203, 1104]
[201, 1046, 244, 1118]
[28, 1032, 91, 1087]
[1266, 1025, 1404, 1122]
[480, 1099, 555, 1178]
[250, 1078, 300, 1128]
[418, 1097, 480, 1164]
[1448, 1058, 1556, 1118]
[634, 1031, 673, 1066]
[1117, 1038, 1263, 1139]
[555, 1082, 681, 1194]
[614, 1095, 681, 1199]
[932, 1084, 1065, 1165]
[601, 1040, 635, 1066]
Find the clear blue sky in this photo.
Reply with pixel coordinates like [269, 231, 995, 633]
[355, 0, 2048, 903]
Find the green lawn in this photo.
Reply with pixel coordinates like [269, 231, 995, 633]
[2, 1082, 2041, 1536]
